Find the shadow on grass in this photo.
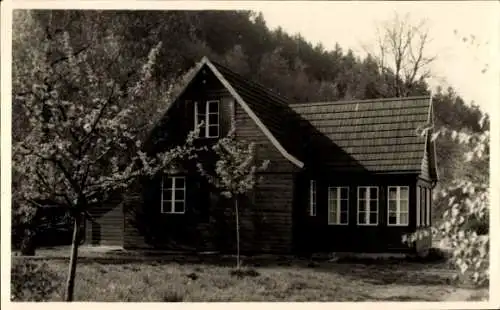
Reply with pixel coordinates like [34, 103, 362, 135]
[318, 263, 454, 286]
[14, 247, 457, 288]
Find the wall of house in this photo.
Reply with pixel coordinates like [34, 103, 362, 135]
[235, 173, 295, 253]
[123, 173, 295, 254]
[84, 202, 124, 246]
[293, 172, 425, 254]
[122, 69, 298, 253]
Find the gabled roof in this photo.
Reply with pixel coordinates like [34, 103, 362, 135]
[291, 96, 433, 174]
[170, 57, 304, 168]
[167, 56, 436, 177]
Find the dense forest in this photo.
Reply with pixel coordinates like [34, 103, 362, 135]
[12, 9, 488, 238]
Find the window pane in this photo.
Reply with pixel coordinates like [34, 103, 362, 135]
[199, 101, 207, 114]
[174, 177, 185, 189]
[416, 186, 420, 227]
[164, 177, 172, 190]
[369, 199, 378, 212]
[359, 200, 367, 213]
[161, 201, 170, 213]
[329, 210, 337, 224]
[370, 187, 378, 198]
[208, 125, 219, 137]
[358, 212, 365, 224]
[174, 202, 185, 213]
[400, 187, 409, 200]
[341, 187, 349, 199]
[174, 189, 185, 200]
[359, 188, 367, 200]
[330, 187, 338, 200]
[310, 181, 316, 216]
[421, 188, 426, 224]
[389, 200, 397, 213]
[163, 189, 173, 201]
[388, 214, 397, 225]
[207, 101, 219, 113]
[330, 197, 338, 212]
[400, 200, 409, 212]
[369, 212, 377, 224]
[400, 213, 409, 225]
[421, 188, 425, 206]
[340, 212, 348, 224]
[341, 199, 349, 212]
[208, 113, 219, 125]
[388, 188, 397, 200]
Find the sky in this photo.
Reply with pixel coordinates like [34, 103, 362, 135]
[2, 0, 499, 114]
[255, 1, 498, 114]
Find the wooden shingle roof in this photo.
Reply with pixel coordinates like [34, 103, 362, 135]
[166, 57, 435, 175]
[291, 97, 432, 173]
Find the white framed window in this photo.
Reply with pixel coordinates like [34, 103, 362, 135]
[161, 176, 186, 214]
[387, 186, 409, 226]
[357, 186, 378, 225]
[194, 100, 220, 138]
[309, 180, 316, 216]
[426, 188, 431, 226]
[416, 186, 421, 227]
[328, 187, 349, 225]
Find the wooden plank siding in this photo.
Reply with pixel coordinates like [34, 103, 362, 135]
[84, 202, 124, 246]
[122, 173, 295, 253]
[122, 67, 297, 252]
[294, 172, 423, 254]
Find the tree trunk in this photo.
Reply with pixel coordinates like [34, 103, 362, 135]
[64, 214, 81, 302]
[235, 197, 240, 269]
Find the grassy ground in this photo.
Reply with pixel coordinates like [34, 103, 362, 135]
[10, 253, 489, 302]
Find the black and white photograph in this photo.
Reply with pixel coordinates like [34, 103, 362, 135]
[1, 0, 498, 305]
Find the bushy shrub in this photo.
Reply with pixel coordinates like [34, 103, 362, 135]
[11, 260, 62, 301]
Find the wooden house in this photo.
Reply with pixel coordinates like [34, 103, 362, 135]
[84, 57, 438, 256]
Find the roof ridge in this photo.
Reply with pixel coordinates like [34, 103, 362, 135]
[292, 96, 431, 107]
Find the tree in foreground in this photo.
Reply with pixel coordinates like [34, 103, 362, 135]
[437, 124, 489, 286]
[197, 127, 269, 269]
[405, 28, 490, 287]
[12, 12, 201, 301]
[406, 118, 489, 287]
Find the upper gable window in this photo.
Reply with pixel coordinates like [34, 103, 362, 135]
[194, 100, 220, 138]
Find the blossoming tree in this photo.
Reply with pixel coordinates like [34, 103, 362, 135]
[197, 127, 269, 269]
[12, 11, 200, 301]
